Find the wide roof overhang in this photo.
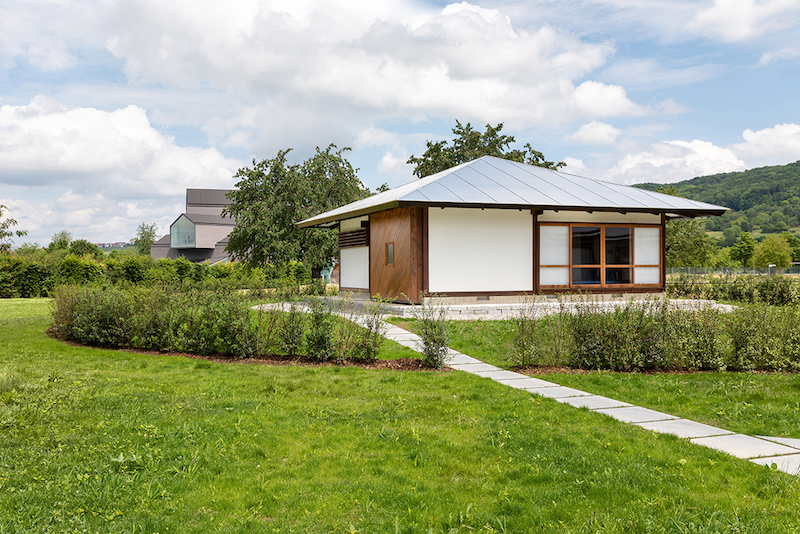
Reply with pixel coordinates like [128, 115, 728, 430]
[297, 156, 728, 229]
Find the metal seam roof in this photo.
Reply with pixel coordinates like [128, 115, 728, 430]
[297, 156, 728, 228]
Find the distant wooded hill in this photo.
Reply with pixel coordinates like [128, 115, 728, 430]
[635, 160, 800, 246]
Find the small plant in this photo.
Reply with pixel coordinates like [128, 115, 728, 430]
[305, 297, 335, 362]
[511, 295, 573, 368]
[279, 301, 305, 357]
[334, 292, 361, 361]
[413, 293, 450, 369]
[353, 297, 387, 364]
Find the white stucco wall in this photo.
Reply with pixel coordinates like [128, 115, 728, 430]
[538, 211, 660, 224]
[428, 208, 533, 293]
[339, 246, 369, 289]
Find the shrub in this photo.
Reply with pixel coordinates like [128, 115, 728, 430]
[725, 304, 800, 372]
[333, 292, 363, 361]
[52, 285, 133, 348]
[354, 297, 387, 364]
[758, 276, 798, 306]
[413, 293, 450, 369]
[666, 274, 705, 299]
[56, 255, 104, 286]
[511, 296, 573, 368]
[279, 301, 305, 357]
[52, 285, 260, 358]
[0, 256, 23, 298]
[305, 297, 335, 362]
[562, 296, 670, 372]
[666, 306, 727, 371]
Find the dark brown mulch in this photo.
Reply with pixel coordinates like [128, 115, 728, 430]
[46, 327, 442, 372]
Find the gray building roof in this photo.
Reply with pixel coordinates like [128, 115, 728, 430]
[186, 188, 233, 208]
[177, 213, 235, 226]
[298, 156, 728, 228]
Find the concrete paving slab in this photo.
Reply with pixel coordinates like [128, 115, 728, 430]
[750, 454, 800, 475]
[391, 339, 420, 349]
[385, 333, 420, 341]
[444, 353, 482, 365]
[597, 406, 679, 424]
[495, 377, 558, 389]
[384, 328, 415, 337]
[756, 436, 800, 449]
[447, 363, 504, 373]
[526, 386, 592, 399]
[471, 370, 529, 380]
[556, 395, 632, 410]
[636, 419, 733, 439]
[690, 434, 800, 459]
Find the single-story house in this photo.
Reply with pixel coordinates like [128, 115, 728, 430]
[297, 156, 728, 303]
[151, 189, 235, 264]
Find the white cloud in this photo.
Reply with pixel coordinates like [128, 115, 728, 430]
[565, 121, 621, 145]
[732, 123, 800, 164]
[562, 156, 589, 175]
[687, 0, 800, 42]
[378, 152, 414, 182]
[571, 81, 649, 118]
[758, 47, 800, 66]
[601, 58, 724, 91]
[96, 0, 671, 127]
[608, 139, 747, 184]
[0, 96, 243, 244]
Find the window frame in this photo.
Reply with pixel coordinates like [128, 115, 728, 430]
[539, 222, 662, 289]
[385, 242, 394, 266]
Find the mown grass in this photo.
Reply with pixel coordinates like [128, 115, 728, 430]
[531, 371, 800, 438]
[2, 300, 800, 533]
[390, 318, 516, 368]
[391, 317, 800, 438]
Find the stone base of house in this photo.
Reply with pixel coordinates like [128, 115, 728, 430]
[422, 291, 665, 306]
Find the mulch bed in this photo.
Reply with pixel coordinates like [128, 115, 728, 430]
[46, 327, 442, 372]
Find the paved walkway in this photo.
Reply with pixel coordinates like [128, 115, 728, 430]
[382, 321, 800, 476]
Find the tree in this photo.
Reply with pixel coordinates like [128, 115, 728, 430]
[781, 231, 800, 262]
[69, 239, 103, 259]
[407, 121, 566, 178]
[665, 218, 717, 267]
[49, 230, 73, 251]
[133, 222, 159, 256]
[656, 185, 679, 197]
[0, 205, 27, 253]
[224, 145, 369, 274]
[753, 234, 792, 269]
[729, 232, 756, 267]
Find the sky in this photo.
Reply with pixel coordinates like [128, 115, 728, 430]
[1, 0, 799, 246]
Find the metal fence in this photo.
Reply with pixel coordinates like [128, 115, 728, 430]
[667, 265, 800, 276]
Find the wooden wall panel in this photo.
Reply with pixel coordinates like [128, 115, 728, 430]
[369, 207, 423, 303]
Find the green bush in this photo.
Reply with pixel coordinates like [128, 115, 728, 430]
[510, 296, 800, 373]
[305, 297, 335, 362]
[52, 285, 259, 358]
[55, 255, 104, 286]
[669, 274, 800, 306]
[667, 307, 727, 371]
[725, 305, 800, 372]
[413, 294, 450, 369]
[354, 297, 387, 364]
[564, 297, 669, 372]
[279, 302, 305, 357]
[0, 256, 23, 297]
[511, 297, 572, 368]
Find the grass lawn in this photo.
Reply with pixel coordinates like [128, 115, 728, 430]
[391, 318, 800, 439]
[1, 300, 799, 533]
